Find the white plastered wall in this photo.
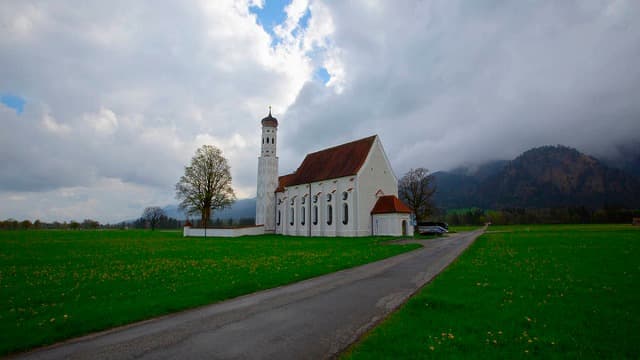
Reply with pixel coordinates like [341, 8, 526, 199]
[355, 136, 399, 236]
[277, 176, 357, 237]
[372, 213, 413, 236]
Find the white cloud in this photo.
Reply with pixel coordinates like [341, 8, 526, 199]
[1, 0, 639, 222]
[0, 3, 44, 38]
[0, 0, 316, 221]
[0, 178, 170, 223]
[41, 112, 71, 134]
[274, 0, 309, 42]
[323, 47, 345, 93]
[85, 107, 118, 135]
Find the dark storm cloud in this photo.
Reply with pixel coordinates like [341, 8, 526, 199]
[280, 0, 640, 175]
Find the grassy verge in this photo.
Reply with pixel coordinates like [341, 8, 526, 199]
[0, 230, 419, 355]
[448, 225, 483, 233]
[344, 224, 640, 359]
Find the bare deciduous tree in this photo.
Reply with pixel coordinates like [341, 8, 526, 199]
[398, 167, 436, 222]
[142, 206, 165, 231]
[175, 145, 236, 227]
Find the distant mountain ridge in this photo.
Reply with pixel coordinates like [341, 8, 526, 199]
[162, 198, 256, 220]
[433, 145, 640, 209]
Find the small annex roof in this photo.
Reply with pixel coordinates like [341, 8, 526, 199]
[277, 135, 377, 190]
[371, 195, 412, 214]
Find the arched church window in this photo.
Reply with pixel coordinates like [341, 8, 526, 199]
[342, 192, 348, 201]
[301, 207, 306, 225]
[313, 206, 318, 225]
[290, 207, 294, 226]
[313, 195, 318, 203]
[301, 196, 306, 205]
[326, 193, 332, 202]
[272, 137, 275, 143]
[342, 203, 349, 225]
[327, 205, 333, 225]
[266, 137, 270, 144]
[291, 199, 295, 206]
[262, 138, 264, 144]
[277, 210, 281, 226]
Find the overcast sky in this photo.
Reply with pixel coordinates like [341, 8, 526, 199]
[1, 0, 639, 223]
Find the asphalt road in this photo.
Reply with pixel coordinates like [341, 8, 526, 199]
[13, 229, 484, 360]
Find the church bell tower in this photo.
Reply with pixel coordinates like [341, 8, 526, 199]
[256, 107, 279, 232]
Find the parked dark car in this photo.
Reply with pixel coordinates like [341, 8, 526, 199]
[417, 222, 449, 235]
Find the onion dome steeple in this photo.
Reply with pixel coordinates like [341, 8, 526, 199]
[261, 106, 278, 127]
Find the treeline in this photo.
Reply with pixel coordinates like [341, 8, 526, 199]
[0, 219, 101, 230]
[130, 215, 183, 230]
[128, 216, 256, 229]
[1, 217, 188, 230]
[0, 217, 258, 230]
[433, 206, 640, 226]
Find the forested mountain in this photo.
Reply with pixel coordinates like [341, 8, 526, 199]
[433, 146, 640, 209]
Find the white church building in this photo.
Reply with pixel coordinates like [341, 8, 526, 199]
[255, 110, 414, 237]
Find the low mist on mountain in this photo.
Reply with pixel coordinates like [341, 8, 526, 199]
[434, 145, 640, 210]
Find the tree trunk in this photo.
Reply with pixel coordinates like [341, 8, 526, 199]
[201, 207, 211, 227]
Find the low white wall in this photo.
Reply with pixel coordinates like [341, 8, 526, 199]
[372, 213, 414, 237]
[183, 225, 265, 237]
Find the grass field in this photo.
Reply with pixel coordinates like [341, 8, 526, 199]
[448, 225, 483, 233]
[0, 230, 419, 355]
[345, 224, 640, 359]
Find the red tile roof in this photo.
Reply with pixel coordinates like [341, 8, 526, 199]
[371, 195, 412, 214]
[277, 136, 376, 190]
[275, 173, 297, 193]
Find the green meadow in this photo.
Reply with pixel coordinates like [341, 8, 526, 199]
[0, 230, 419, 355]
[448, 225, 483, 233]
[345, 224, 640, 359]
